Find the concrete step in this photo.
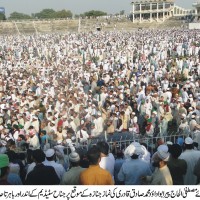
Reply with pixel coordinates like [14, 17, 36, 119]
[15, 23, 35, 34]
[0, 18, 186, 34]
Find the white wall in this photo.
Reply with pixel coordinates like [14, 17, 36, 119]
[189, 23, 200, 29]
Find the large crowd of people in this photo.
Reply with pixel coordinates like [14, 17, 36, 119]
[0, 28, 200, 185]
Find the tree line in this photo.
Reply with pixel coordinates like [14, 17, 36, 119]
[0, 9, 125, 20]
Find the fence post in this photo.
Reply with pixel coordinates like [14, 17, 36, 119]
[105, 130, 107, 142]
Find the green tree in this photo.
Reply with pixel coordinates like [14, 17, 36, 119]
[74, 14, 80, 19]
[55, 10, 73, 18]
[34, 9, 56, 19]
[79, 14, 85, 18]
[9, 12, 32, 20]
[84, 10, 107, 17]
[120, 10, 125, 15]
[0, 13, 6, 20]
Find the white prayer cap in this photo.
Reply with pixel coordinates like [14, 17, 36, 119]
[157, 150, 170, 161]
[185, 137, 193, 145]
[0, 104, 6, 109]
[62, 133, 67, 138]
[27, 96, 33, 100]
[17, 114, 23, 118]
[71, 136, 76, 141]
[178, 97, 182, 102]
[188, 107, 193, 110]
[124, 144, 135, 157]
[69, 152, 80, 163]
[181, 114, 186, 118]
[166, 141, 173, 146]
[152, 111, 157, 115]
[124, 142, 144, 157]
[111, 104, 115, 108]
[157, 144, 168, 153]
[97, 112, 102, 116]
[133, 118, 137, 123]
[32, 115, 38, 120]
[45, 149, 55, 158]
[7, 120, 11, 125]
[57, 140, 62, 144]
[85, 114, 91, 119]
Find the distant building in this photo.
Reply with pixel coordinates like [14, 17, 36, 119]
[131, 0, 194, 23]
[189, 1, 200, 28]
[193, 1, 200, 17]
[132, 0, 175, 23]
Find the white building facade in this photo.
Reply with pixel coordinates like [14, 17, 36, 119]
[132, 0, 194, 23]
[193, 1, 200, 17]
[132, 0, 175, 23]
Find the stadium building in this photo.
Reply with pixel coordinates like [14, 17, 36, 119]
[131, 0, 194, 23]
[193, 1, 200, 18]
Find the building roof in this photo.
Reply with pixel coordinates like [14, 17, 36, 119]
[193, 1, 200, 7]
[132, 0, 174, 3]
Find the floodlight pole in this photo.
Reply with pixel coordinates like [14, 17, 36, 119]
[78, 17, 81, 33]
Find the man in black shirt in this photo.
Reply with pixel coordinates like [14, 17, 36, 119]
[167, 144, 187, 185]
[25, 149, 60, 185]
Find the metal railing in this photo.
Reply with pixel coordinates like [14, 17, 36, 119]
[62, 132, 188, 156]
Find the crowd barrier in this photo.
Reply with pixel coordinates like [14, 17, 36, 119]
[63, 132, 189, 155]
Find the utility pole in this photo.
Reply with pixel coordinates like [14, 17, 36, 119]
[33, 21, 38, 36]
[78, 17, 81, 33]
[14, 22, 20, 35]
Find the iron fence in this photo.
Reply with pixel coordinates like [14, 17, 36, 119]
[62, 132, 189, 156]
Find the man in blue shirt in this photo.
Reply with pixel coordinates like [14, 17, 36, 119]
[118, 142, 152, 185]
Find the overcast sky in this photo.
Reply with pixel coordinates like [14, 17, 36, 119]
[0, 0, 193, 17]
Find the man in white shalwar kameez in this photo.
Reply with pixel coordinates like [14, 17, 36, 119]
[179, 137, 200, 185]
